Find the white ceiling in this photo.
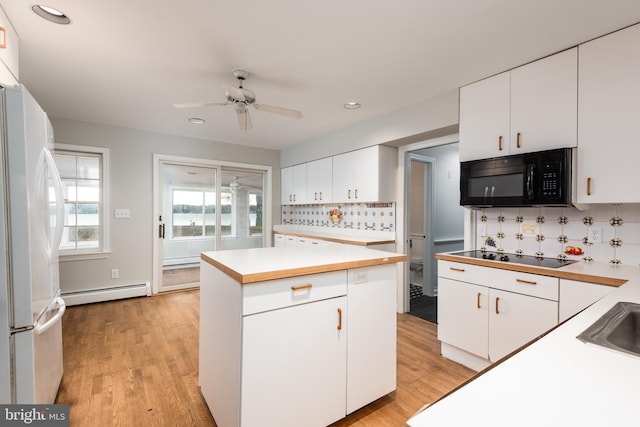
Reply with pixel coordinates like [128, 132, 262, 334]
[2, 1, 640, 151]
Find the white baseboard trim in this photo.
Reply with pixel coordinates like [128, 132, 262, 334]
[62, 282, 151, 306]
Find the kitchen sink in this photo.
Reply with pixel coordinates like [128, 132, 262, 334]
[577, 301, 640, 358]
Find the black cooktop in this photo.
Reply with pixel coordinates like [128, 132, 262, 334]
[450, 250, 577, 269]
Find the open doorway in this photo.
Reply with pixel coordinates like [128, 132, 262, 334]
[405, 142, 464, 323]
[152, 155, 270, 294]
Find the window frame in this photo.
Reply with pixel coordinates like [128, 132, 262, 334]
[54, 143, 110, 261]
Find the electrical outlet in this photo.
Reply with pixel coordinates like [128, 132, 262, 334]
[588, 227, 602, 244]
[354, 270, 368, 284]
[111, 268, 119, 279]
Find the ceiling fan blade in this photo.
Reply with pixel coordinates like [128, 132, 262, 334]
[223, 85, 246, 102]
[253, 103, 303, 119]
[237, 108, 253, 131]
[173, 101, 228, 108]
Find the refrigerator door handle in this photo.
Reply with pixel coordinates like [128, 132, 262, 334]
[43, 147, 65, 261]
[34, 296, 66, 335]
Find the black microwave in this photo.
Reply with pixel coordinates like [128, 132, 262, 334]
[460, 148, 573, 208]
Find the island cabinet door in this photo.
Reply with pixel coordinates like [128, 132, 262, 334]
[346, 265, 397, 415]
[241, 296, 347, 427]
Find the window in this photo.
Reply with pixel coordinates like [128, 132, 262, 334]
[171, 189, 234, 238]
[54, 144, 109, 257]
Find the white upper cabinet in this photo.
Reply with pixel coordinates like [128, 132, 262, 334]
[281, 163, 307, 205]
[459, 48, 578, 161]
[332, 145, 396, 204]
[459, 72, 511, 161]
[577, 23, 640, 204]
[306, 157, 332, 203]
[0, 7, 19, 86]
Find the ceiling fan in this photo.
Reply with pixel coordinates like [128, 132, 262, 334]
[174, 69, 303, 131]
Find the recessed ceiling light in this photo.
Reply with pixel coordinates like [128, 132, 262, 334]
[188, 117, 206, 124]
[344, 102, 361, 110]
[32, 5, 71, 24]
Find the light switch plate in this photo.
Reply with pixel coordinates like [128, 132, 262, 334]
[114, 208, 130, 219]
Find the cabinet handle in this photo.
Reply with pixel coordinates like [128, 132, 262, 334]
[587, 177, 592, 196]
[516, 279, 537, 285]
[314, 192, 318, 200]
[291, 283, 313, 291]
[477, 292, 481, 309]
[495, 297, 500, 314]
[348, 189, 352, 199]
[0, 27, 6, 49]
[516, 132, 522, 148]
[319, 191, 323, 200]
[337, 308, 343, 330]
[293, 194, 296, 202]
[498, 136, 503, 151]
[289, 194, 292, 202]
[355, 189, 358, 199]
[449, 267, 465, 272]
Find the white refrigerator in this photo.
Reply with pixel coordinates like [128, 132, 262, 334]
[0, 85, 65, 404]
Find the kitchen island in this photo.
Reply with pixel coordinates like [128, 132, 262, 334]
[407, 257, 640, 426]
[199, 245, 405, 427]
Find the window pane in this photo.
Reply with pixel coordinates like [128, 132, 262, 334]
[76, 180, 100, 202]
[221, 192, 232, 236]
[62, 180, 77, 202]
[60, 227, 77, 250]
[77, 203, 99, 226]
[77, 156, 100, 179]
[249, 193, 262, 235]
[64, 204, 77, 226]
[54, 154, 76, 178]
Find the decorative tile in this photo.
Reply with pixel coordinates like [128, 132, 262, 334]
[557, 235, 568, 243]
[536, 234, 545, 242]
[497, 215, 505, 223]
[582, 216, 594, 226]
[609, 238, 623, 248]
[536, 216, 545, 224]
[609, 258, 622, 265]
[557, 216, 568, 225]
[516, 233, 524, 240]
[609, 216, 624, 227]
[515, 215, 524, 223]
[481, 215, 488, 222]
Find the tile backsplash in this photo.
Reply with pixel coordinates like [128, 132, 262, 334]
[476, 204, 640, 266]
[281, 202, 396, 232]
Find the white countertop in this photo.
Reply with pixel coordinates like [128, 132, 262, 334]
[407, 261, 640, 426]
[201, 245, 406, 284]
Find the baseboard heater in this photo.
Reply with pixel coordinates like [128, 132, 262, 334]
[62, 282, 151, 306]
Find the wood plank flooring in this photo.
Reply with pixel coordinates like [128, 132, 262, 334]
[56, 290, 474, 426]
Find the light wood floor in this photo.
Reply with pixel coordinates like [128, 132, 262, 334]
[56, 290, 474, 426]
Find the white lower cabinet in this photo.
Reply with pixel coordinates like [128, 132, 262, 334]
[437, 261, 559, 370]
[200, 261, 397, 427]
[559, 279, 613, 322]
[242, 296, 347, 427]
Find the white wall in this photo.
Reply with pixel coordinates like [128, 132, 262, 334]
[52, 118, 280, 294]
[280, 89, 459, 166]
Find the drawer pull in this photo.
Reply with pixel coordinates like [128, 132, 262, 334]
[587, 177, 592, 196]
[516, 132, 522, 148]
[337, 308, 343, 330]
[498, 135, 503, 151]
[516, 279, 537, 285]
[477, 292, 481, 309]
[450, 267, 465, 272]
[495, 297, 500, 314]
[291, 283, 313, 291]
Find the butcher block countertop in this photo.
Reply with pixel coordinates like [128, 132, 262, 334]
[201, 245, 406, 284]
[273, 224, 396, 246]
[436, 251, 632, 287]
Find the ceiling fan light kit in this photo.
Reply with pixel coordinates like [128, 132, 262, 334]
[174, 69, 303, 131]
